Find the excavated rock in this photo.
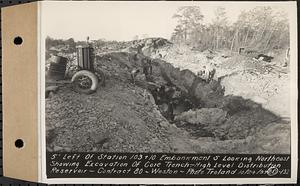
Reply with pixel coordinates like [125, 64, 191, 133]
[174, 108, 227, 126]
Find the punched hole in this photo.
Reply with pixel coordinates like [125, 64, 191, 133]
[14, 36, 23, 45]
[15, 139, 24, 148]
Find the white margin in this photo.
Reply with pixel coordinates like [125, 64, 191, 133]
[39, 0, 47, 183]
[37, 0, 42, 182]
[288, 0, 298, 183]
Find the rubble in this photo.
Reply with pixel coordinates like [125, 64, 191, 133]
[253, 54, 274, 62]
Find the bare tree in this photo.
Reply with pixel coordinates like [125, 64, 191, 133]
[212, 7, 228, 50]
[172, 6, 204, 44]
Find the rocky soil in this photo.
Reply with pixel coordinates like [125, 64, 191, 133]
[46, 38, 291, 154]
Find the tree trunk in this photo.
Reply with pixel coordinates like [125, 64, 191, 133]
[230, 28, 239, 52]
[213, 29, 216, 50]
[264, 25, 276, 49]
[244, 27, 250, 46]
[258, 22, 267, 42]
[276, 29, 283, 48]
[235, 31, 239, 49]
[249, 30, 257, 47]
[216, 27, 219, 49]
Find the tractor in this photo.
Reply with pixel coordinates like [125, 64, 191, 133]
[46, 39, 105, 96]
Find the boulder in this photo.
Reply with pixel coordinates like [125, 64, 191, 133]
[180, 69, 197, 89]
[175, 108, 227, 126]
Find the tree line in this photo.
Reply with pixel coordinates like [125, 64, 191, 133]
[170, 6, 290, 52]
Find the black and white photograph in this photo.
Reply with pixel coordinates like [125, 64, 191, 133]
[42, 1, 297, 182]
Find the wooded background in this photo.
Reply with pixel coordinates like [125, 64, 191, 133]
[170, 6, 290, 52]
[46, 6, 290, 55]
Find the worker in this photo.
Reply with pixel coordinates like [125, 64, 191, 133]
[197, 65, 214, 83]
[142, 59, 152, 75]
[143, 59, 153, 81]
[208, 68, 216, 82]
[202, 66, 209, 81]
[133, 41, 143, 54]
[131, 68, 140, 84]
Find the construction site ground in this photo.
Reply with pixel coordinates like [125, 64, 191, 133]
[46, 38, 291, 154]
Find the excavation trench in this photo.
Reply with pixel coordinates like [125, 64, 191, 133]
[145, 81, 216, 138]
[91, 52, 281, 141]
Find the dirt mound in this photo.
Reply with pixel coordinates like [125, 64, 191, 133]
[122, 37, 172, 58]
[46, 79, 194, 153]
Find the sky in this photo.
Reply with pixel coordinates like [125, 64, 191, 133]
[41, 1, 292, 42]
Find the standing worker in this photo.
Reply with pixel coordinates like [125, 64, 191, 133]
[143, 58, 153, 81]
[131, 68, 140, 84]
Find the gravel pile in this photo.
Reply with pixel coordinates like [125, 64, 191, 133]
[46, 78, 194, 153]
